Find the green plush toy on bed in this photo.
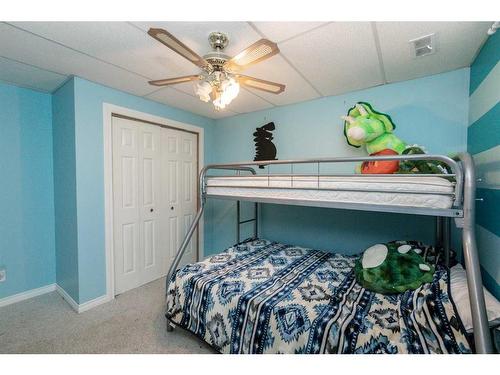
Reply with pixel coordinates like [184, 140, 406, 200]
[343, 102, 406, 155]
[355, 241, 435, 294]
[342, 102, 450, 174]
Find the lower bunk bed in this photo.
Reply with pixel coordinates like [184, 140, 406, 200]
[166, 239, 472, 354]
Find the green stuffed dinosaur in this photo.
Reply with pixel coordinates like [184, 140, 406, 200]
[343, 102, 406, 155]
[342, 102, 450, 174]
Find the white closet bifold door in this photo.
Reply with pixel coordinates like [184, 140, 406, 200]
[112, 117, 162, 294]
[162, 127, 198, 271]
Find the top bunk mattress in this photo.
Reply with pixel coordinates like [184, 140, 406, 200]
[206, 175, 455, 209]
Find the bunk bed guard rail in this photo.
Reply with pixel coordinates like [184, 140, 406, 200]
[165, 153, 492, 353]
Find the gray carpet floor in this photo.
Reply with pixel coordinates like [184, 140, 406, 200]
[0, 277, 215, 354]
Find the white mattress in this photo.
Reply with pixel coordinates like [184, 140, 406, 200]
[206, 175, 455, 209]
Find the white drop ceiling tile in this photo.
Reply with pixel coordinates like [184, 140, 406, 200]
[0, 23, 154, 96]
[9, 22, 194, 80]
[145, 87, 236, 119]
[210, 109, 240, 119]
[167, 80, 198, 97]
[242, 55, 320, 106]
[0, 56, 67, 92]
[209, 109, 239, 119]
[210, 109, 239, 119]
[94, 70, 154, 97]
[131, 22, 262, 58]
[225, 88, 274, 114]
[279, 22, 383, 97]
[251, 22, 328, 43]
[376, 22, 490, 83]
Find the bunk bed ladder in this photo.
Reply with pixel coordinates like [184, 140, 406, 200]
[236, 201, 258, 243]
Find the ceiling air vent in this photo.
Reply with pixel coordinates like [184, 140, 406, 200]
[409, 33, 436, 58]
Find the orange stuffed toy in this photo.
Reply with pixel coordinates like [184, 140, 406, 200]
[360, 149, 400, 174]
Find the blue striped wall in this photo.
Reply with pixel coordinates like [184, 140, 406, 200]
[468, 31, 500, 299]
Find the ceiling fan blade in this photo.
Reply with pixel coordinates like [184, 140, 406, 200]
[225, 39, 280, 72]
[148, 75, 201, 86]
[148, 28, 211, 70]
[237, 75, 285, 94]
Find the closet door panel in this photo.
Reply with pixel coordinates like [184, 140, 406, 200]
[112, 117, 163, 294]
[137, 124, 163, 286]
[113, 119, 141, 294]
[179, 131, 197, 261]
[162, 128, 198, 269]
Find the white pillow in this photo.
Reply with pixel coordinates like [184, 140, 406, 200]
[450, 264, 500, 332]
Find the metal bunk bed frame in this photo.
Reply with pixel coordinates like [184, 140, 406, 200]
[165, 152, 493, 353]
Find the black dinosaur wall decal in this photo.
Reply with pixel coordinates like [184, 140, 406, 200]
[253, 122, 277, 169]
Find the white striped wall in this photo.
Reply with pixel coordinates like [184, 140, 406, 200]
[468, 40, 500, 296]
[476, 225, 500, 283]
[473, 144, 500, 190]
[469, 60, 500, 125]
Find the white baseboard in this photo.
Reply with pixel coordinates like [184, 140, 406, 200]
[55, 285, 112, 313]
[55, 284, 79, 311]
[0, 283, 112, 313]
[0, 283, 56, 308]
[78, 293, 112, 313]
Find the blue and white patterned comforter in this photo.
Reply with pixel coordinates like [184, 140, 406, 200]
[166, 239, 471, 354]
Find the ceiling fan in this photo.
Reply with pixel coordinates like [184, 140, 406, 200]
[147, 28, 286, 110]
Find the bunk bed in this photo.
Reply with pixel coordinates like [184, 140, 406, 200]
[164, 153, 493, 354]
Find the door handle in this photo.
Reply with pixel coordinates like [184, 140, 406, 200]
[150, 208, 154, 212]
[170, 206, 174, 210]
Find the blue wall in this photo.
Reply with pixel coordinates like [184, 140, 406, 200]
[0, 82, 55, 300]
[210, 69, 470, 255]
[72, 77, 215, 303]
[468, 31, 500, 299]
[52, 78, 79, 301]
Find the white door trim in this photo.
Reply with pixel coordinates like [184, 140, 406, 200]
[103, 103, 205, 301]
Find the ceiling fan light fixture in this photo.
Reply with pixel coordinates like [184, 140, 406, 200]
[147, 28, 285, 111]
[195, 80, 212, 102]
[213, 97, 225, 111]
[220, 78, 240, 103]
[211, 77, 240, 111]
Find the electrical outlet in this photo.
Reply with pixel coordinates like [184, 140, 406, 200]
[0, 269, 6, 283]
